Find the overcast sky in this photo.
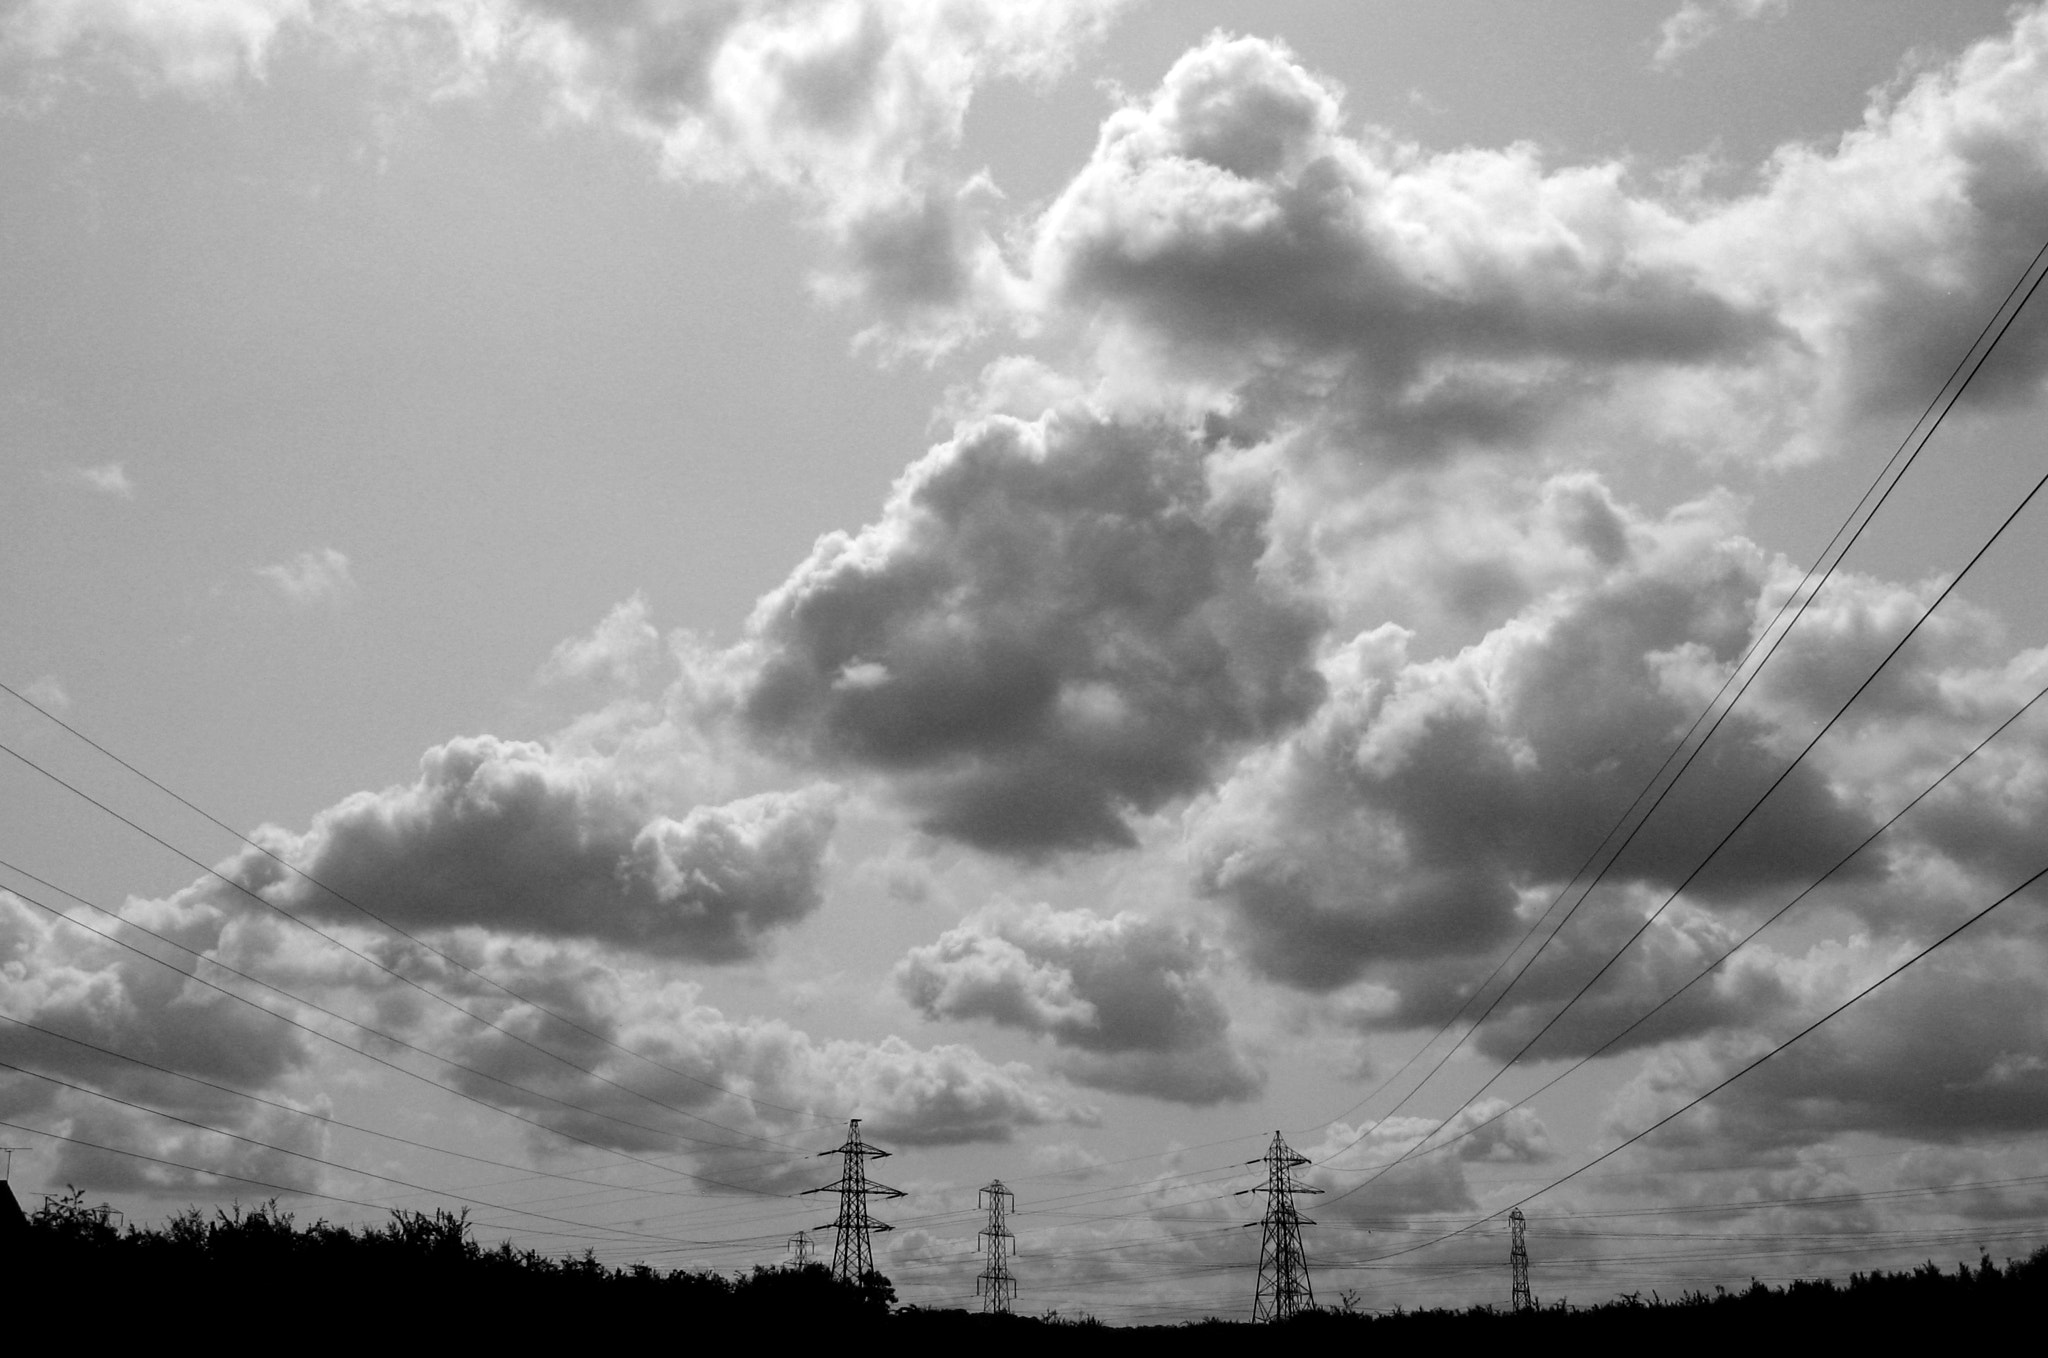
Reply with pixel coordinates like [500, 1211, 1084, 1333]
[5, 0, 2048, 1322]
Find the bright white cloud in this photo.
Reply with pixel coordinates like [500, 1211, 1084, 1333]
[49, 461, 136, 497]
[3, 0, 1121, 350]
[1652, 0, 1786, 72]
[253, 546, 356, 606]
[542, 592, 662, 687]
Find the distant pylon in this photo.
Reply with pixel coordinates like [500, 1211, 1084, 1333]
[1509, 1206, 1532, 1312]
[975, 1179, 1017, 1314]
[802, 1118, 904, 1285]
[1241, 1130, 1320, 1322]
[787, 1229, 815, 1269]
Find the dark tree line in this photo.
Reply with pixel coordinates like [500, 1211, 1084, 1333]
[4, 1188, 2041, 1351]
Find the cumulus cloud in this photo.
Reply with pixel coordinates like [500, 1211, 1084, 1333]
[225, 734, 838, 962]
[1021, 21, 2048, 466]
[735, 407, 1325, 854]
[514, 0, 1123, 348]
[895, 904, 1263, 1104]
[265, 923, 1096, 1166]
[1026, 34, 1786, 455]
[254, 546, 356, 607]
[0, 887, 331, 1195]
[0, 885, 1090, 1197]
[1607, 930, 2048, 1163]
[1196, 477, 1876, 996]
[542, 593, 663, 687]
[4, 0, 1119, 348]
[2, 0, 309, 90]
[1305, 1099, 1554, 1218]
[1651, 0, 1785, 72]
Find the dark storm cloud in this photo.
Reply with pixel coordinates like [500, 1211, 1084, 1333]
[737, 409, 1326, 854]
[894, 904, 1263, 1105]
[233, 735, 836, 961]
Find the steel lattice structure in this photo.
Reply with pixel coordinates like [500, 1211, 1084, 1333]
[802, 1118, 903, 1285]
[975, 1179, 1017, 1314]
[1243, 1130, 1320, 1322]
[787, 1229, 815, 1269]
[1509, 1206, 1532, 1312]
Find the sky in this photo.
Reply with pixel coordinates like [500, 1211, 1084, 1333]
[4, 0, 2048, 1323]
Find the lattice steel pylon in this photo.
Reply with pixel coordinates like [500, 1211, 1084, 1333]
[975, 1179, 1017, 1314]
[787, 1229, 815, 1269]
[1241, 1130, 1320, 1322]
[1509, 1206, 1532, 1312]
[803, 1118, 903, 1285]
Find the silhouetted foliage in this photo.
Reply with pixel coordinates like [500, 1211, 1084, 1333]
[12, 1197, 2044, 1351]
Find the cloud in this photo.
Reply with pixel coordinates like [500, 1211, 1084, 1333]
[542, 593, 662, 687]
[895, 904, 1263, 1105]
[498, 0, 1123, 350]
[2, 0, 309, 90]
[19, 675, 71, 714]
[268, 924, 1098, 1164]
[1020, 19, 2048, 468]
[1304, 1099, 1554, 1218]
[1603, 929, 2048, 1164]
[4, 0, 1121, 350]
[735, 407, 1326, 854]
[1025, 34, 1786, 455]
[226, 734, 838, 962]
[1196, 476, 1877, 996]
[49, 462, 135, 497]
[254, 547, 356, 607]
[0, 886, 1091, 1198]
[0, 887, 332, 1196]
[1651, 1, 1785, 72]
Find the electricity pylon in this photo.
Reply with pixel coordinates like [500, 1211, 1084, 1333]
[803, 1118, 903, 1285]
[787, 1230, 815, 1269]
[1242, 1130, 1319, 1322]
[1509, 1206, 1532, 1312]
[975, 1179, 1017, 1314]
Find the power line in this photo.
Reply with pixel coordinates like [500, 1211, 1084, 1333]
[1325, 654, 2048, 1202]
[1345, 857, 2048, 1273]
[1303, 230, 2048, 1167]
[0, 680, 833, 1133]
[0, 740, 820, 1159]
[0, 865, 807, 1197]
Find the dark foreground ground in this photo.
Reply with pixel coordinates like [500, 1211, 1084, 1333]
[4, 1190, 2040, 1350]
